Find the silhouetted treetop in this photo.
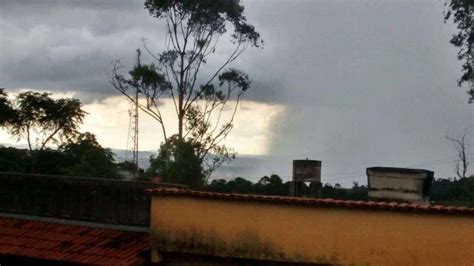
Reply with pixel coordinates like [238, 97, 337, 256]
[0, 89, 15, 126]
[444, 0, 473, 102]
[4, 91, 86, 151]
[144, 0, 262, 47]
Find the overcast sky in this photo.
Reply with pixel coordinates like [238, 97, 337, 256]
[1, 0, 473, 185]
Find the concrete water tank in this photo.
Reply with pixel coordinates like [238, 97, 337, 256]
[291, 160, 322, 197]
[367, 167, 434, 203]
[293, 160, 321, 182]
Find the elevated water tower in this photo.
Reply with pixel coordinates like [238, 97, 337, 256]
[290, 159, 322, 197]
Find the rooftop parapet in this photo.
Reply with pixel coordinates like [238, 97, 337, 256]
[0, 172, 185, 226]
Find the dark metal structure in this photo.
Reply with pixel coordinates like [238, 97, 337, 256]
[290, 159, 322, 197]
[124, 49, 141, 178]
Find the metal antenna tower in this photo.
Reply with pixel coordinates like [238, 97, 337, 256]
[125, 49, 141, 178]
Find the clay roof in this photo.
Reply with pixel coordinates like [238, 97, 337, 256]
[0, 217, 149, 265]
[149, 188, 474, 216]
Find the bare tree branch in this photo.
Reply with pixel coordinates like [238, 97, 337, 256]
[445, 130, 470, 178]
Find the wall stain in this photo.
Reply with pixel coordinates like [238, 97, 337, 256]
[153, 224, 340, 264]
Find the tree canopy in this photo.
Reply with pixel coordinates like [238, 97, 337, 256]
[0, 89, 118, 179]
[111, 0, 262, 186]
[59, 132, 119, 178]
[144, 0, 262, 47]
[444, 0, 474, 102]
[2, 91, 86, 151]
[147, 135, 205, 187]
[0, 89, 15, 127]
[0, 132, 119, 179]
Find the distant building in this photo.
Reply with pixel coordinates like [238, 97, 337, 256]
[367, 167, 434, 203]
[290, 159, 322, 197]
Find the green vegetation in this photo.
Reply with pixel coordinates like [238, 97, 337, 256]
[431, 176, 474, 207]
[147, 135, 205, 187]
[444, 0, 474, 102]
[111, 0, 262, 186]
[0, 89, 119, 179]
[206, 175, 474, 207]
[0, 143, 119, 179]
[0, 89, 15, 127]
[59, 133, 119, 178]
[207, 175, 368, 200]
[2, 90, 86, 151]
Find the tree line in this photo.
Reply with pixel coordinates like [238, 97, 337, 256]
[207, 175, 368, 201]
[0, 89, 119, 178]
[207, 175, 474, 207]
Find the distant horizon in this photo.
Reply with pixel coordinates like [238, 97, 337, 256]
[2, 141, 469, 188]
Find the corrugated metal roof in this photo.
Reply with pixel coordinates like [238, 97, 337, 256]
[148, 188, 474, 216]
[0, 217, 149, 265]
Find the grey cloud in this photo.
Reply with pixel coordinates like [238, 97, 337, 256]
[0, 0, 274, 103]
[0, 0, 165, 103]
[253, 0, 474, 185]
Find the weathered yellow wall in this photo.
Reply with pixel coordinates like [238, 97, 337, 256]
[151, 196, 474, 265]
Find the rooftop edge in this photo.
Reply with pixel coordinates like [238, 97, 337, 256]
[147, 188, 474, 216]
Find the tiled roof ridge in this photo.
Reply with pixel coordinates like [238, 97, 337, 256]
[148, 188, 474, 216]
[0, 212, 148, 233]
[0, 217, 149, 265]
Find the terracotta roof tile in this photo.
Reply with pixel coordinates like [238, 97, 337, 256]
[148, 188, 474, 216]
[0, 217, 149, 265]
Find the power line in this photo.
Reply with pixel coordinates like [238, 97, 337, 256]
[323, 170, 365, 177]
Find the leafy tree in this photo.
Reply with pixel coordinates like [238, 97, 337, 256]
[0, 90, 120, 178]
[444, 0, 474, 102]
[0, 133, 119, 178]
[225, 177, 254, 193]
[431, 176, 474, 207]
[111, 0, 262, 184]
[206, 175, 289, 195]
[345, 182, 368, 201]
[0, 89, 15, 127]
[207, 178, 230, 193]
[147, 135, 205, 187]
[4, 91, 86, 151]
[321, 183, 345, 199]
[254, 174, 287, 195]
[60, 132, 119, 178]
[0, 146, 30, 173]
[29, 149, 68, 175]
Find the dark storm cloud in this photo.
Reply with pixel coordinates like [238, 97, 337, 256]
[1, 0, 472, 184]
[0, 0, 278, 103]
[0, 0, 164, 101]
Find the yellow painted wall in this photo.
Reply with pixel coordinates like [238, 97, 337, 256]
[150, 196, 474, 265]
